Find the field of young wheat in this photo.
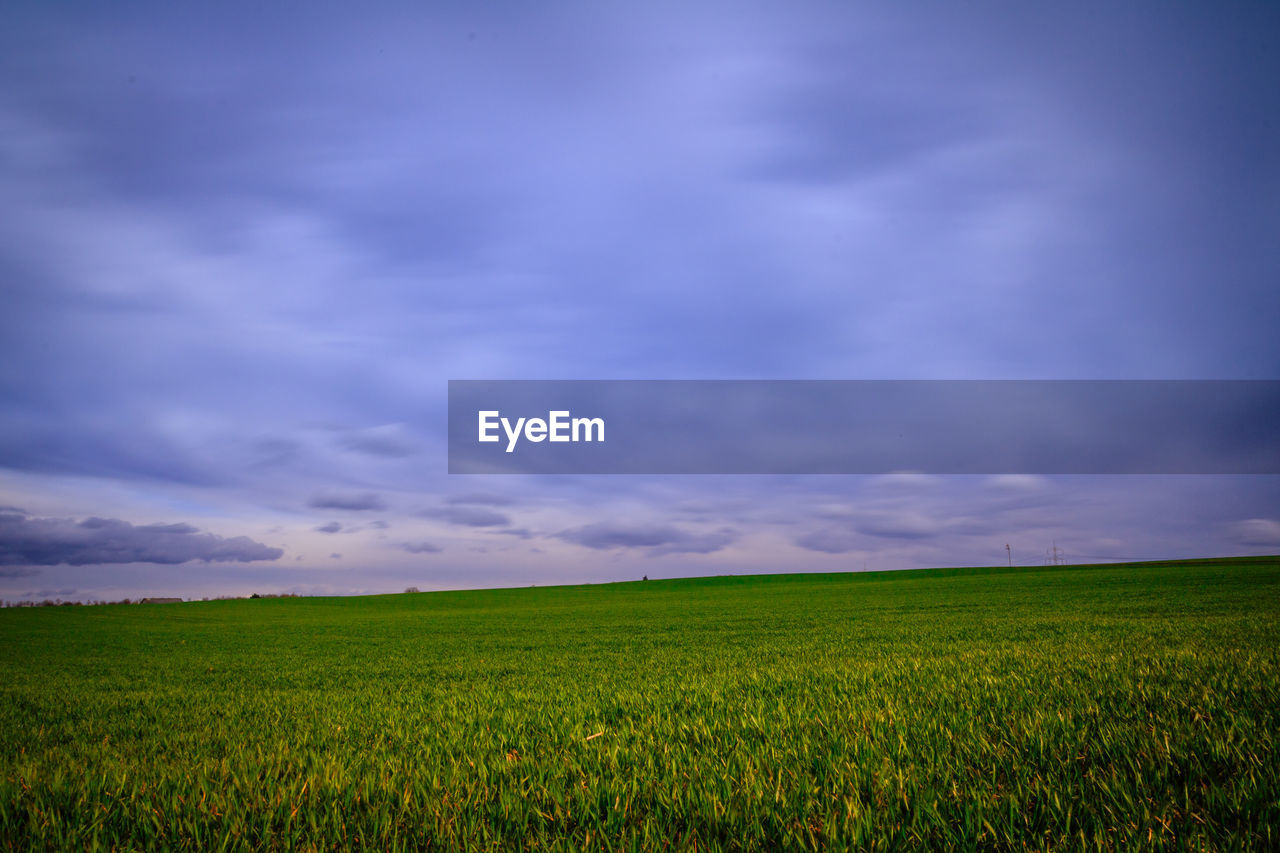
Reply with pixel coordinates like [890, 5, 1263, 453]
[1, 557, 1277, 850]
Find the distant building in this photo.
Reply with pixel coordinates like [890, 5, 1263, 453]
[140, 597, 183, 604]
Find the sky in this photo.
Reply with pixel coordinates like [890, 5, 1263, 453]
[1, 2, 1278, 602]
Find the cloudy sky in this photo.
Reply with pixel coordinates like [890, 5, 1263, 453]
[1, 2, 1277, 602]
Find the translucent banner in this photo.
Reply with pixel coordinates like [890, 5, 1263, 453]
[447, 380, 1280, 474]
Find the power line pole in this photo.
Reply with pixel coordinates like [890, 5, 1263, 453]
[1005, 543, 1011, 567]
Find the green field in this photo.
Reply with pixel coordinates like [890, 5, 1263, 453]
[2, 558, 1278, 851]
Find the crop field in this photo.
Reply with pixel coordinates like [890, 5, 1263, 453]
[1, 557, 1278, 851]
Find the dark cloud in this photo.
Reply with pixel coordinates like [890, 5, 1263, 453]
[399, 541, 443, 554]
[315, 521, 342, 534]
[308, 492, 387, 512]
[556, 523, 736, 555]
[493, 527, 532, 539]
[0, 513, 283, 566]
[419, 507, 510, 527]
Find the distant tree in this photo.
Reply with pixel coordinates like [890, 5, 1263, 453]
[404, 586, 420, 594]
[642, 575, 648, 582]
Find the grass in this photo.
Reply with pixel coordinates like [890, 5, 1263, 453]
[1, 556, 1278, 850]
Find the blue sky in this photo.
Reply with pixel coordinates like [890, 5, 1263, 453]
[1, 2, 1278, 601]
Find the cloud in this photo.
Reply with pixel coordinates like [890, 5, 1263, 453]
[419, 507, 510, 527]
[308, 492, 387, 512]
[250, 437, 302, 468]
[399, 541, 443, 554]
[337, 424, 417, 458]
[493, 527, 533, 539]
[650, 529, 737, 556]
[0, 421, 226, 487]
[556, 523, 682, 550]
[1231, 518, 1280, 547]
[796, 506, 993, 553]
[0, 512, 283, 566]
[0, 566, 41, 579]
[985, 474, 1050, 492]
[556, 522, 737, 555]
[316, 519, 387, 534]
[0, 4, 1276, 597]
[855, 511, 941, 540]
[33, 588, 76, 599]
[870, 473, 940, 491]
[447, 493, 516, 506]
[793, 529, 862, 555]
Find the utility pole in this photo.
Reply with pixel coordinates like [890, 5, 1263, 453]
[1005, 543, 1011, 567]
[1051, 540, 1062, 565]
